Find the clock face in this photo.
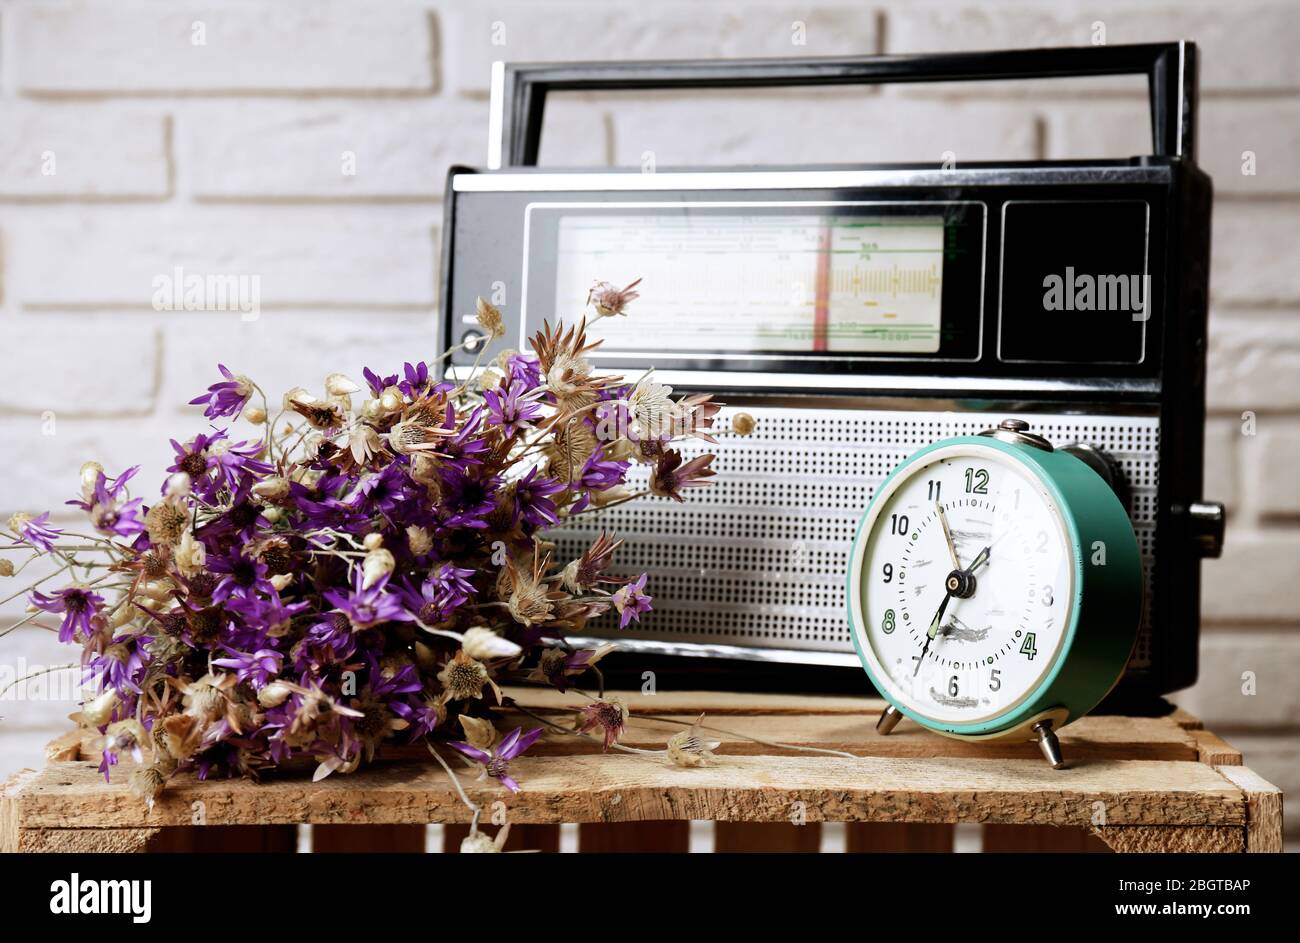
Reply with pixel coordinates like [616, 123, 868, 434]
[852, 443, 1076, 725]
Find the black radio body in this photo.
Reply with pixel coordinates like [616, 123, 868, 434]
[438, 44, 1223, 700]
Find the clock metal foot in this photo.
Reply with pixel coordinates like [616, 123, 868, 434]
[876, 704, 903, 736]
[1033, 720, 1066, 769]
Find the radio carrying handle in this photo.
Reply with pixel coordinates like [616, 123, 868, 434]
[491, 42, 1197, 168]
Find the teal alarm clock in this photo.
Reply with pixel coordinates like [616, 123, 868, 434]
[847, 419, 1142, 768]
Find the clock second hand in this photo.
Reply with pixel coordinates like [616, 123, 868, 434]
[914, 590, 952, 676]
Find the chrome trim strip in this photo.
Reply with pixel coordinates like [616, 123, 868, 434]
[1177, 41, 1187, 159]
[452, 166, 1170, 192]
[563, 634, 862, 667]
[445, 364, 1158, 395]
[487, 61, 505, 170]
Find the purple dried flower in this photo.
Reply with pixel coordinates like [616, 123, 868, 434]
[206, 548, 273, 602]
[484, 379, 543, 437]
[449, 726, 544, 793]
[363, 366, 400, 397]
[610, 572, 652, 629]
[11, 512, 62, 552]
[30, 585, 104, 643]
[514, 467, 565, 529]
[85, 636, 150, 695]
[438, 470, 499, 530]
[212, 646, 283, 687]
[323, 572, 414, 631]
[67, 466, 145, 538]
[188, 364, 253, 419]
[577, 446, 628, 491]
[506, 354, 542, 391]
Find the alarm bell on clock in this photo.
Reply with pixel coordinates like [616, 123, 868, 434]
[847, 419, 1147, 769]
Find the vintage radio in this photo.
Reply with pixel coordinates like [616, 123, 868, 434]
[439, 44, 1224, 700]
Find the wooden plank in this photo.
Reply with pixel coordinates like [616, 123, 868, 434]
[846, 823, 954, 852]
[714, 822, 821, 852]
[312, 824, 426, 853]
[1192, 730, 1243, 766]
[1217, 765, 1284, 853]
[1, 769, 41, 853]
[9, 754, 1247, 829]
[442, 823, 560, 852]
[504, 686, 885, 716]
[44, 730, 84, 762]
[1096, 825, 1246, 853]
[145, 825, 297, 852]
[578, 821, 690, 852]
[12, 826, 158, 853]
[981, 824, 1110, 852]
[491, 711, 1198, 762]
[1167, 706, 1204, 730]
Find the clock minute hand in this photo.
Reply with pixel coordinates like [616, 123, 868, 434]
[936, 502, 962, 571]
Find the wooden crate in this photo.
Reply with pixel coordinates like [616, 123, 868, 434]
[1, 690, 1282, 853]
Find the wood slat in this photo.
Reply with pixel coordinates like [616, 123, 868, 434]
[578, 821, 691, 852]
[492, 711, 1199, 761]
[504, 686, 885, 716]
[1096, 826, 1246, 853]
[981, 824, 1111, 852]
[1192, 729, 1243, 766]
[846, 823, 954, 852]
[8, 753, 1247, 830]
[1218, 765, 1284, 853]
[145, 825, 297, 852]
[312, 824, 426, 853]
[714, 822, 821, 852]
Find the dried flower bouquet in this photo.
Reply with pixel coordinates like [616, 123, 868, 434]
[0, 280, 727, 806]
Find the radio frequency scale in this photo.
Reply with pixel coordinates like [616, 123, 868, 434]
[439, 44, 1224, 702]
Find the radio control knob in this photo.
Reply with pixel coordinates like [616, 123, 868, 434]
[1185, 501, 1226, 559]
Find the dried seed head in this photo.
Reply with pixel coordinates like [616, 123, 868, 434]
[243, 404, 267, 424]
[129, 764, 168, 809]
[458, 714, 500, 751]
[437, 650, 490, 702]
[0, 559, 14, 578]
[475, 297, 506, 338]
[361, 548, 395, 589]
[74, 688, 121, 727]
[165, 471, 193, 497]
[160, 713, 201, 760]
[348, 424, 383, 465]
[731, 412, 756, 436]
[79, 461, 104, 500]
[406, 525, 433, 557]
[378, 386, 405, 415]
[666, 716, 721, 768]
[145, 500, 189, 546]
[461, 626, 522, 661]
[325, 372, 361, 396]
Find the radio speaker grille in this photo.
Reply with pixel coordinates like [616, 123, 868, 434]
[552, 407, 1159, 670]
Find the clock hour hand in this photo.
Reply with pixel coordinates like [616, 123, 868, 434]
[965, 544, 992, 574]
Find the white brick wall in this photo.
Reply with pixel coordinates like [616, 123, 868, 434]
[1, 0, 1297, 837]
